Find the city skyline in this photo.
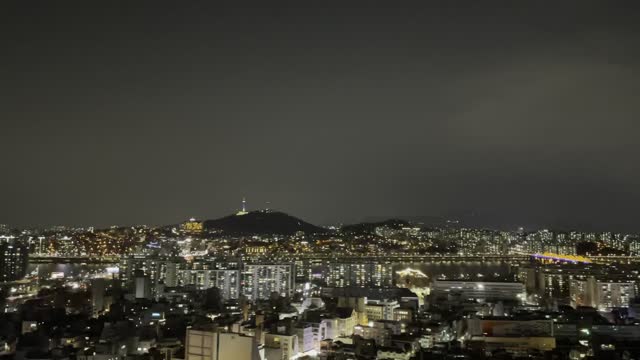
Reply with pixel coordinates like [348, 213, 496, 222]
[2, 3, 640, 359]
[2, 201, 640, 235]
[2, 2, 640, 230]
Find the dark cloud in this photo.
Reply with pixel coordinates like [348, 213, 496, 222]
[1, 2, 639, 230]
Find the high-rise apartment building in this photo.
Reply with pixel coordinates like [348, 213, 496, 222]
[242, 264, 293, 301]
[327, 262, 394, 288]
[90, 278, 106, 317]
[119, 256, 180, 289]
[179, 269, 240, 299]
[0, 241, 28, 282]
[570, 277, 635, 310]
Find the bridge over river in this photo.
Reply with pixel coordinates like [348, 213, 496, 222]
[28, 255, 120, 264]
[28, 253, 640, 265]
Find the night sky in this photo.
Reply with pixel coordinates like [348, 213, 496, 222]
[2, 2, 639, 230]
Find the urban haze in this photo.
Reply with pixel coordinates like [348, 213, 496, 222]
[2, 2, 640, 360]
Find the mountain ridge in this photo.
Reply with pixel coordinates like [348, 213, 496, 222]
[203, 210, 328, 235]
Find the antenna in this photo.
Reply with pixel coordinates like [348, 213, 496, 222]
[237, 197, 248, 216]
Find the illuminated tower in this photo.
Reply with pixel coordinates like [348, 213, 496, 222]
[236, 197, 248, 216]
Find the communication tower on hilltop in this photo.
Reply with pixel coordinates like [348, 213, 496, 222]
[236, 197, 248, 216]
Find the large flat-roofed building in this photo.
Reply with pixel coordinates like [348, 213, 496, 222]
[466, 318, 554, 337]
[469, 336, 556, 358]
[186, 328, 261, 360]
[182, 218, 204, 234]
[365, 299, 399, 321]
[431, 280, 525, 302]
